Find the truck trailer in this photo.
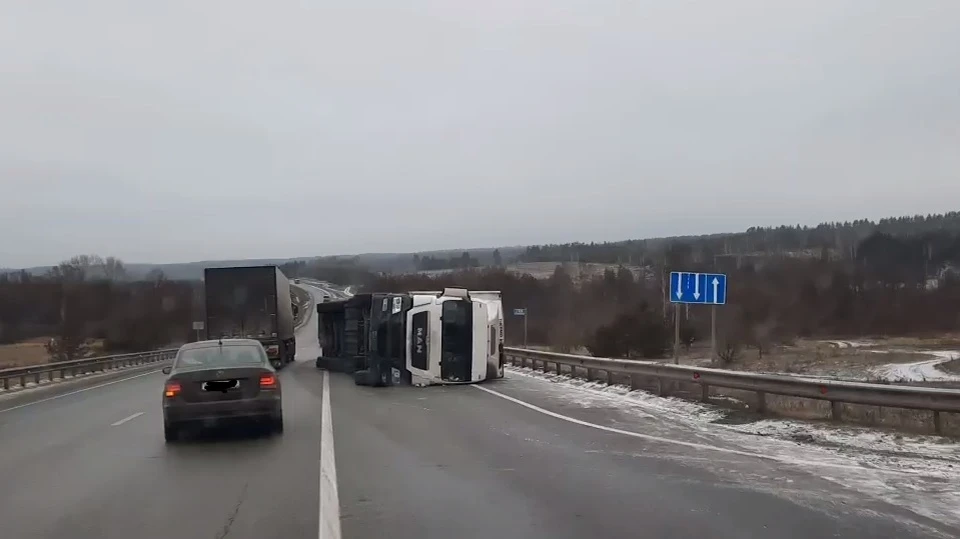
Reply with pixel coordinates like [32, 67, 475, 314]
[204, 265, 297, 369]
[315, 287, 504, 387]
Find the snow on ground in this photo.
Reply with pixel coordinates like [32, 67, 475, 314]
[506, 365, 960, 530]
[871, 350, 960, 382]
[817, 339, 960, 382]
[824, 339, 876, 349]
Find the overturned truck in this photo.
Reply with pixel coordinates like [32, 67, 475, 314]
[315, 287, 504, 387]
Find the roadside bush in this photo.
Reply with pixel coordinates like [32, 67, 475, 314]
[586, 304, 670, 359]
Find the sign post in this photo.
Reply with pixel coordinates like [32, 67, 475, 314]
[673, 303, 680, 363]
[192, 321, 205, 342]
[668, 272, 728, 364]
[513, 308, 528, 347]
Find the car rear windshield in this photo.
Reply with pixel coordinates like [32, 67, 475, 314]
[175, 345, 266, 369]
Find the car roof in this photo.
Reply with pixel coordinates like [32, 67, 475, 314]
[178, 339, 263, 351]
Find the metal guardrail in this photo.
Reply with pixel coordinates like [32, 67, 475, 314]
[0, 349, 178, 392]
[504, 347, 960, 434]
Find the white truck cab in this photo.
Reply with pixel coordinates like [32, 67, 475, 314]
[405, 288, 504, 386]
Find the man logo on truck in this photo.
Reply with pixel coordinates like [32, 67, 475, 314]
[410, 311, 429, 370]
[415, 327, 425, 355]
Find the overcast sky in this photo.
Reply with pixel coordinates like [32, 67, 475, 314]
[1, 1, 958, 267]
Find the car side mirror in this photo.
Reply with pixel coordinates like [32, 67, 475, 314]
[162, 366, 172, 375]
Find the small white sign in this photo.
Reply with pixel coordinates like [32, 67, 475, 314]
[392, 297, 402, 314]
[513, 308, 526, 316]
[192, 321, 205, 330]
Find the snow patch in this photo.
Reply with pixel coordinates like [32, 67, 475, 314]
[870, 350, 960, 382]
[507, 365, 725, 422]
[505, 365, 960, 530]
[824, 340, 876, 349]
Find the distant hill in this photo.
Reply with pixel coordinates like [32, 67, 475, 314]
[13, 258, 314, 281]
[10, 211, 959, 281]
[8, 247, 529, 281]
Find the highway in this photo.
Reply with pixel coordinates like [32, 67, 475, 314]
[0, 283, 956, 538]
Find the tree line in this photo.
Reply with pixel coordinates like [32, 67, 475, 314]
[519, 212, 960, 266]
[367, 228, 960, 362]
[0, 255, 198, 361]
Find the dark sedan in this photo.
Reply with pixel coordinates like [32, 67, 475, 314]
[161, 339, 284, 442]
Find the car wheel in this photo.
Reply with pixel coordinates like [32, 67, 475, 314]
[164, 423, 180, 443]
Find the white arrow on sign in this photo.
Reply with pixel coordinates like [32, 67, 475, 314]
[712, 277, 719, 303]
[675, 274, 683, 300]
[693, 273, 701, 300]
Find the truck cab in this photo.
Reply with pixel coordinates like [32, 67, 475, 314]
[404, 288, 504, 386]
[315, 287, 504, 387]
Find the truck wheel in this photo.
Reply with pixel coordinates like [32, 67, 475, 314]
[376, 365, 390, 387]
[353, 369, 370, 386]
[271, 359, 283, 370]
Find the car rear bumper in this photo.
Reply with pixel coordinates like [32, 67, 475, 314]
[163, 395, 281, 424]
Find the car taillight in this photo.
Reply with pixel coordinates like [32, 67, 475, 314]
[259, 374, 278, 389]
[164, 381, 181, 398]
[264, 345, 280, 357]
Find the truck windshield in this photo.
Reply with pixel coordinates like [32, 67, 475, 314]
[440, 300, 473, 382]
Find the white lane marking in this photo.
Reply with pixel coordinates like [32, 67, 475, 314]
[0, 369, 163, 414]
[111, 412, 144, 426]
[319, 370, 342, 539]
[472, 384, 873, 473]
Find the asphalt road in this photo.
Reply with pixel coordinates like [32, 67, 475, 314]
[0, 284, 954, 538]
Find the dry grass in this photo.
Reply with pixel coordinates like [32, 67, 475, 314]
[0, 338, 52, 369]
[0, 337, 107, 369]
[939, 358, 960, 375]
[673, 339, 948, 380]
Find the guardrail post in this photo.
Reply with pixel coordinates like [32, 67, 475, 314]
[34, 372, 40, 384]
[655, 377, 664, 396]
[831, 401, 842, 421]
[60, 368, 65, 379]
[20, 375, 26, 387]
[520, 356, 527, 369]
[3, 377, 8, 390]
[48, 371, 54, 382]
[933, 411, 943, 435]
[630, 374, 641, 390]
[606, 371, 614, 385]
[700, 384, 709, 402]
[755, 391, 766, 413]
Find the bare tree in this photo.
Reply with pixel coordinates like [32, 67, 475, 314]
[102, 257, 127, 281]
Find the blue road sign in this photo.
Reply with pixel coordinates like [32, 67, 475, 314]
[669, 272, 727, 305]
